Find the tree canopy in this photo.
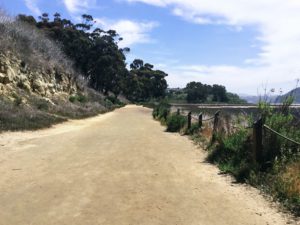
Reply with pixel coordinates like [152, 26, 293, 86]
[17, 13, 168, 101]
[123, 59, 168, 101]
[185, 82, 228, 103]
[16, 13, 244, 104]
[167, 82, 246, 104]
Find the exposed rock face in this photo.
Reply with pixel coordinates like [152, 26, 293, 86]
[0, 53, 80, 98]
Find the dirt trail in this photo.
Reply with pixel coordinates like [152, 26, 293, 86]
[0, 105, 296, 225]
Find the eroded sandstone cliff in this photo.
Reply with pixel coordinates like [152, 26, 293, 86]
[0, 52, 80, 99]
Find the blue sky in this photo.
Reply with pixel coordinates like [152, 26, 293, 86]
[1, 0, 300, 95]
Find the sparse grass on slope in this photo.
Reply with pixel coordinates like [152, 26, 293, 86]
[0, 10, 76, 75]
[0, 89, 124, 132]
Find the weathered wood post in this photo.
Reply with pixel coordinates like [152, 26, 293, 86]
[163, 110, 168, 121]
[253, 118, 263, 163]
[213, 111, 220, 131]
[187, 112, 192, 130]
[177, 108, 180, 115]
[198, 113, 203, 129]
[211, 111, 220, 143]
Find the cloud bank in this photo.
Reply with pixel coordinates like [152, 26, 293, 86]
[62, 0, 97, 14]
[24, 0, 41, 15]
[62, 1, 158, 48]
[96, 18, 158, 47]
[125, 0, 300, 94]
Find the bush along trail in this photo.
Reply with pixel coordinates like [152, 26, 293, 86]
[153, 98, 300, 217]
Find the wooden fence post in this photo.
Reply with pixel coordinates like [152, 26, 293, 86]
[211, 111, 220, 142]
[177, 108, 180, 115]
[213, 111, 220, 131]
[198, 113, 203, 128]
[187, 112, 192, 130]
[253, 118, 263, 163]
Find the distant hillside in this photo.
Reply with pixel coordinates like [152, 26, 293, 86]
[276, 88, 300, 103]
[239, 94, 278, 104]
[239, 95, 260, 104]
[167, 84, 247, 104]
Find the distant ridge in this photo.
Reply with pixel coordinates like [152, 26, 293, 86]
[276, 87, 300, 104]
[239, 94, 278, 104]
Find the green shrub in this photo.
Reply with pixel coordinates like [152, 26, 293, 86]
[158, 106, 169, 120]
[166, 114, 186, 132]
[105, 96, 117, 104]
[69, 94, 88, 103]
[258, 98, 300, 164]
[77, 94, 88, 103]
[206, 97, 300, 215]
[69, 95, 77, 103]
[104, 98, 114, 109]
[207, 129, 252, 181]
[12, 93, 22, 106]
[152, 107, 159, 118]
[152, 100, 170, 121]
[187, 123, 199, 135]
[141, 102, 156, 109]
[104, 96, 124, 106]
[0, 99, 66, 131]
[34, 99, 49, 111]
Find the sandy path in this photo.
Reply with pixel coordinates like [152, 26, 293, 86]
[0, 105, 296, 225]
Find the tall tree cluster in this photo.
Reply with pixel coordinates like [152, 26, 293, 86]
[185, 82, 228, 103]
[17, 13, 168, 101]
[122, 59, 168, 101]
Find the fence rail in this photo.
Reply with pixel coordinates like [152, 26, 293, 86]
[178, 109, 300, 163]
[185, 110, 220, 131]
[263, 124, 300, 146]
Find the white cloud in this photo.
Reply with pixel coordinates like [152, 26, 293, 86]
[126, 0, 167, 7]
[163, 64, 299, 95]
[63, 0, 96, 14]
[95, 18, 158, 47]
[124, 0, 300, 94]
[24, 0, 41, 15]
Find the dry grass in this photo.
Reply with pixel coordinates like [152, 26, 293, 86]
[201, 123, 213, 140]
[0, 10, 83, 82]
[281, 160, 300, 198]
[0, 97, 66, 131]
[0, 88, 123, 132]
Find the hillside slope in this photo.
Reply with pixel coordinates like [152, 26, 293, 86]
[0, 13, 124, 132]
[0, 52, 78, 98]
[276, 87, 300, 103]
[0, 51, 124, 132]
